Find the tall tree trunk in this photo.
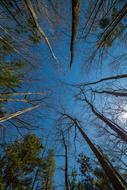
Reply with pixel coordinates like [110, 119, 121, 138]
[45, 173, 50, 190]
[84, 97, 127, 142]
[70, 0, 80, 68]
[61, 131, 70, 190]
[0, 104, 40, 123]
[98, 3, 127, 48]
[73, 119, 127, 190]
[24, 0, 58, 64]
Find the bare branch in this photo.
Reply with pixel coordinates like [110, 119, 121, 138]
[24, 0, 58, 65]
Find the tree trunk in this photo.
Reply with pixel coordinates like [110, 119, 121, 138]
[70, 0, 80, 68]
[0, 104, 40, 123]
[74, 119, 127, 190]
[62, 131, 70, 190]
[84, 97, 127, 142]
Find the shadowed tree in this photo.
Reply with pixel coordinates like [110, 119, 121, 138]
[0, 134, 55, 190]
[57, 111, 127, 190]
[77, 153, 113, 190]
[79, 94, 127, 142]
[70, 0, 80, 68]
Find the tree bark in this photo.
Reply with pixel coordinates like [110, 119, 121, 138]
[61, 131, 70, 190]
[93, 89, 127, 97]
[70, 0, 80, 68]
[84, 97, 127, 142]
[0, 105, 40, 123]
[24, 0, 58, 65]
[77, 73, 127, 87]
[74, 119, 127, 190]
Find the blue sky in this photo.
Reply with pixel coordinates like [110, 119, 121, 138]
[1, 1, 127, 188]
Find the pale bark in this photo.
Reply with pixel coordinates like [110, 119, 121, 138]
[0, 105, 40, 123]
[24, 0, 58, 65]
[0, 92, 48, 96]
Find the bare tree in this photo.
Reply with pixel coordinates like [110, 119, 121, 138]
[57, 112, 127, 190]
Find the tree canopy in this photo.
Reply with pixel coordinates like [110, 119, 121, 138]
[0, 0, 127, 189]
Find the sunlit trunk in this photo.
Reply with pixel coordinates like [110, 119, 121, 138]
[84, 97, 127, 142]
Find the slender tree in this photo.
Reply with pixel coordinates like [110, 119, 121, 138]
[58, 112, 127, 190]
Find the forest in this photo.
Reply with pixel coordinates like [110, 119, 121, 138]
[0, 0, 127, 189]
